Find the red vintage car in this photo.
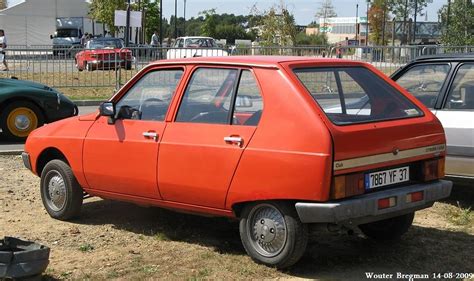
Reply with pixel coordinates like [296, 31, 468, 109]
[23, 56, 452, 268]
[75, 38, 132, 71]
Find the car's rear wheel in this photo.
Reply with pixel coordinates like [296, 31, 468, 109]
[0, 101, 44, 141]
[359, 212, 414, 240]
[239, 202, 308, 269]
[40, 160, 83, 220]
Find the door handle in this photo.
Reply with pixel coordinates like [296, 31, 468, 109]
[143, 131, 158, 141]
[224, 136, 243, 147]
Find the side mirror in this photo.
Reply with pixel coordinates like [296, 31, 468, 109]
[235, 95, 253, 108]
[99, 102, 116, 124]
[50, 34, 54, 39]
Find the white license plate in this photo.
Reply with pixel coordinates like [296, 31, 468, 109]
[365, 166, 410, 189]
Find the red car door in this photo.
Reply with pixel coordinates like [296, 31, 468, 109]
[83, 67, 185, 198]
[158, 67, 264, 208]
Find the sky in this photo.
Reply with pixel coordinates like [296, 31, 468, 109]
[7, 0, 447, 25]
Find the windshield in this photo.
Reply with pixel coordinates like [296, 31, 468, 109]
[57, 29, 79, 38]
[294, 67, 423, 125]
[87, 39, 123, 50]
[184, 38, 217, 48]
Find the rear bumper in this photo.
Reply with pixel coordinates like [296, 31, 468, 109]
[295, 180, 452, 226]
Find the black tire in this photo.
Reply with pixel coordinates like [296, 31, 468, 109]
[125, 62, 132, 70]
[359, 212, 414, 241]
[40, 160, 83, 220]
[75, 60, 83, 72]
[239, 202, 308, 269]
[0, 100, 45, 141]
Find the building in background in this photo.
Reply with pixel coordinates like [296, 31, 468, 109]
[0, 0, 99, 46]
[319, 17, 368, 45]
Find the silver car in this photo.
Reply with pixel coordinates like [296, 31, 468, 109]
[392, 55, 474, 183]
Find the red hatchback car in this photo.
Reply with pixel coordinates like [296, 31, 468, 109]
[75, 38, 132, 71]
[23, 56, 452, 268]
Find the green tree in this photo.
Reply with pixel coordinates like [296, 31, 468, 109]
[439, 0, 474, 46]
[389, 0, 431, 44]
[200, 9, 218, 37]
[295, 32, 327, 45]
[369, 0, 391, 45]
[259, 4, 297, 46]
[89, 0, 127, 34]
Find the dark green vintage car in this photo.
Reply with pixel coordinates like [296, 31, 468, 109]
[0, 78, 77, 141]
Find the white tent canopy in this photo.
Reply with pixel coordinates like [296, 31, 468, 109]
[0, 0, 91, 46]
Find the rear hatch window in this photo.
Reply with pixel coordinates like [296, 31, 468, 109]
[294, 67, 423, 125]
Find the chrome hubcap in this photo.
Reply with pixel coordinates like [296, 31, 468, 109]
[248, 204, 287, 257]
[15, 115, 31, 130]
[45, 171, 66, 211]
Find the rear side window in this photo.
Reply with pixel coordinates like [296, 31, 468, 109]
[294, 67, 423, 125]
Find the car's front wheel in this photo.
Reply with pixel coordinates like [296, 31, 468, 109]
[239, 202, 308, 269]
[0, 101, 44, 141]
[40, 160, 83, 220]
[359, 212, 414, 240]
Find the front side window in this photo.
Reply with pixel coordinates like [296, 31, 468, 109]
[294, 67, 423, 125]
[176, 68, 239, 124]
[443, 63, 474, 110]
[396, 64, 450, 108]
[116, 69, 183, 121]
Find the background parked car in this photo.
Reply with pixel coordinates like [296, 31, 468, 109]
[0, 77, 77, 141]
[391, 54, 474, 183]
[166, 36, 228, 59]
[75, 38, 133, 71]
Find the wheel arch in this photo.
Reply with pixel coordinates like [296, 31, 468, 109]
[36, 147, 70, 176]
[0, 96, 49, 123]
[231, 200, 298, 219]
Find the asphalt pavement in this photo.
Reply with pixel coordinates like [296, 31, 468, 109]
[0, 105, 98, 154]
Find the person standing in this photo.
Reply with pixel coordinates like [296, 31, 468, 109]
[0, 29, 9, 71]
[150, 30, 160, 59]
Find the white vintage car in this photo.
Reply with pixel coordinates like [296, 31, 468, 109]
[392, 54, 474, 184]
[166, 37, 228, 59]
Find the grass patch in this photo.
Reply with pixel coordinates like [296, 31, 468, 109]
[154, 232, 170, 241]
[445, 202, 472, 226]
[78, 243, 95, 252]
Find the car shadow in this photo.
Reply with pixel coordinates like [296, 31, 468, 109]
[442, 182, 474, 209]
[74, 198, 474, 277]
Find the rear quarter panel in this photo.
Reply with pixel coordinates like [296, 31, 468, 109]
[225, 67, 333, 209]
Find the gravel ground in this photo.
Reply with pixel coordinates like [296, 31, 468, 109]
[1, 155, 473, 280]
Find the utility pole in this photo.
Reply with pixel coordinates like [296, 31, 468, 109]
[174, 0, 178, 38]
[382, 0, 387, 45]
[159, 0, 163, 45]
[413, 0, 418, 43]
[184, 0, 187, 36]
[356, 3, 359, 43]
[366, 0, 370, 46]
[125, 0, 131, 47]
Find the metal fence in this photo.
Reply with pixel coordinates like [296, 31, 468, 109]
[0, 45, 473, 90]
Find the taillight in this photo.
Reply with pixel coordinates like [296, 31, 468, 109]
[422, 158, 445, 181]
[406, 191, 423, 203]
[378, 197, 396, 209]
[330, 173, 365, 199]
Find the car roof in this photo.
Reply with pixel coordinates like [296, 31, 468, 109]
[177, 36, 215, 40]
[411, 53, 474, 63]
[90, 37, 122, 42]
[150, 56, 364, 69]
